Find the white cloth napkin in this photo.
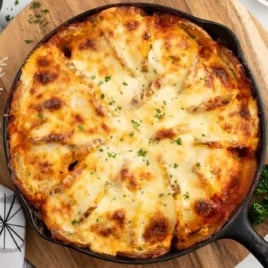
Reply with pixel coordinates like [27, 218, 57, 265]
[235, 234, 268, 268]
[239, 0, 268, 31]
[0, 185, 26, 268]
[0, 0, 32, 31]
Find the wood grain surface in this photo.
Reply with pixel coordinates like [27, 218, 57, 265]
[0, 0, 267, 267]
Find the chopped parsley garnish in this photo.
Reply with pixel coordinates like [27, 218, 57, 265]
[24, 39, 34, 44]
[30, 1, 41, 9]
[131, 119, 141, 131]
[107, 151, 117, 158]
[77, 124, 84, 131]
[104, 75, 111, 82]
[172, 137, 182, 145]
[41, 9, 49, 14]
[27, 1, 50, 34]
[154, 108, 165, 120]
[108, 99, 115, 106]
[37, 112, 44, 120]
[98, 80, 104, 86]
[122, 81, 128, 86]
[195, 162, 201, 167]
[71, 219, 78, 225]
[137, 149, 147, 157]
[183, 191, 190, 199]
[5, 15, 12, 22]
[173, 163, 179, 169]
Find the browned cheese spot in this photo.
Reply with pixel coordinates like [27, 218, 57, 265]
[154, 129, 176, 141]
[91, 224, 118, 238]
[37, 57, 51, 67]
[124, 20, 139, 31]
[79, 39, 97, 50]
[110, 209, 125, 227]
[212, 66, 230, 87]
[120, 167, 138, 191]
[194, 199, 217, 217]
[42, 132, 73, 144]
[239, 102, 250, 120]
[34, 71, 59, 84]
[43, 97, 62, 110]
[143, 213, 169, 244]
[39, 161, 53, 174]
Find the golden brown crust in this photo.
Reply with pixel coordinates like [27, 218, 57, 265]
[7, 6, 259, 258]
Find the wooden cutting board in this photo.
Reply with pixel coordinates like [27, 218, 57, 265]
[0, 0, 267, 267]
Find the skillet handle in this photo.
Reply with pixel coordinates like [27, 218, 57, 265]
[222, 205, 268, 267]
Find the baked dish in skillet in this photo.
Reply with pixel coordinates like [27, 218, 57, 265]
[7, 6, 260, 258]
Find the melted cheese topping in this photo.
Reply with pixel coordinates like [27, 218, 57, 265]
[8, 6, 259, 258]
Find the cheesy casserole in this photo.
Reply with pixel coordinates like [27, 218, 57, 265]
[7, 6, 260, 258]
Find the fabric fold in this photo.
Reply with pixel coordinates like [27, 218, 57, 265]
[0, 185, 26, 268]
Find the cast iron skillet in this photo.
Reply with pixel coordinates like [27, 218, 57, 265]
[3, 2, 268, 266]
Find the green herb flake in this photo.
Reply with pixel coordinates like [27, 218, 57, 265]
[131, 119, 141, 131]
[109, 99, 115, 106]
[200, 76, 208, 82]
[98, 80, 104, 86]
[137, 149, 147, 157]
[183, 191, 190, 199]
[37, 112, 44, 120]
[173, 163, 179, 169]
[104, 75, 111, 82]
[41, 9, 49, 14]
[107, 151, 117, 158]
[24, 39, 34, 44]
[77, 124, 84, 131]
[5, 15, 12, 22]
[122, 81, 128, 86]
[154, 108, 165, 120]
[15, 0, 19, 5]
[71, 219, 78, 225]
[172, 137, 182, 145]
[158, 193, 164, 198]
[30, 1, 41, 9]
